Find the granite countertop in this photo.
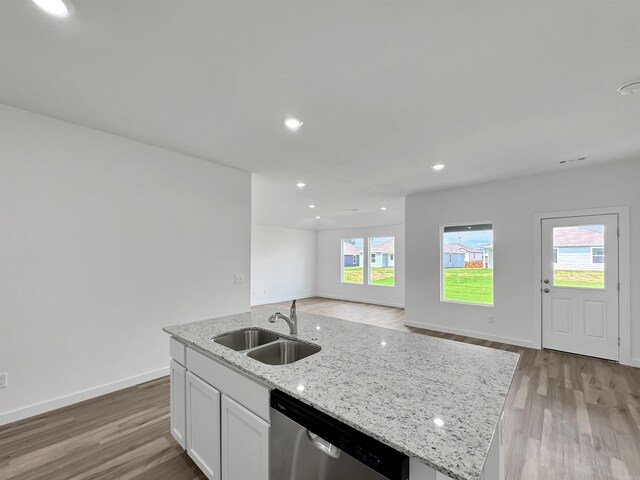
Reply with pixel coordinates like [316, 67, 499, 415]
[164, 308, 519, 480]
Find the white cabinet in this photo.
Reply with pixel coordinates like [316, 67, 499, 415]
[170, 339, 271, 480]
[186, 371, 221, 480]
[221, 395, 270, 480]
[169, 359, 187, 448]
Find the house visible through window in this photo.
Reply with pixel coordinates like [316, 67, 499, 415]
[341, 238, 364, 284]
[442, 224, 493, 305]
[552, 224, 605, 288]
[369, 237, 395, 286]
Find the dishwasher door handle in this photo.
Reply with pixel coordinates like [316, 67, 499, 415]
[307, 430, 341, 459]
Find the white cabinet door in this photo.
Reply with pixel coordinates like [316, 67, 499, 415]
[187, 371, 221, 480]
[170, 359, 187, 449]
[221, 395, 269, 480]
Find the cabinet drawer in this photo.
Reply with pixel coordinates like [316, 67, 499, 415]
[187, 347, 270, 422]
[170, 337, 186, 366]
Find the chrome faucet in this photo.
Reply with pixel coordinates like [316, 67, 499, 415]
[268, 300, 298, 335]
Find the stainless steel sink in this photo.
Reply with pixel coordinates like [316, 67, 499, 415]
[214, 328, 280, 351]
[245, 339, 321, 365]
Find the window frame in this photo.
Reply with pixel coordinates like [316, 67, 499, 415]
[553, 248, 558, 264]
[440, 222, 494, 307]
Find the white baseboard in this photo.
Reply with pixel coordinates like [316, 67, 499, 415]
[317, 294, 405, 309]
[627, 358, 640, 368]
[404, 320, 535, 349]
[251, 293, 316, 307]
[0, 367, 169, 427]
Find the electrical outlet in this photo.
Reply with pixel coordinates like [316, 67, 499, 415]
[488, 315, 495, 324]
[0, 372, 7, 388]
[235, 274, 244, 284]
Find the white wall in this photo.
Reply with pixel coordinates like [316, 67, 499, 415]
[251, 224, 316, 305]
[316, 224, 405, 308]
[406, 160, 639, 358]
[0, 105, 251, 424]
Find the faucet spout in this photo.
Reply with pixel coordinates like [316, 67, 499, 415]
[268, 300, 298, 335]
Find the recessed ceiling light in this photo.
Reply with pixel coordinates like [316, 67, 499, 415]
[380, 341, 387, 346]
[559, 156, 587, 165]
[380, 207, 387, 211]
[434, 418, 445, 427]
[432, 164, 446, 171]
[315, 216, 320, 219]
[308, 204, 316, 209]
[32, 0, 73, 17]
[618, 81, 640, 96]
[285, 118, 303, 131]
[296, 182, 306, 188]
[296, 384, 305, 392]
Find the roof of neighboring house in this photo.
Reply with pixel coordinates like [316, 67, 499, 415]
[343, 242, 363, 255]
[371, 238, 394, 254]
[553, 227, 603, 247]
[483, 243, 493, 250]
[443, 243, 482, 254]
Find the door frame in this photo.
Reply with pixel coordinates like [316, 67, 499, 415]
[532, 206, 631, 365]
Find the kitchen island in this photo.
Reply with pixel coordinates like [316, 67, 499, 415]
[164, 309, 519, 480]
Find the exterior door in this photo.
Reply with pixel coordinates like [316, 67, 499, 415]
[542, 214, 619, 360]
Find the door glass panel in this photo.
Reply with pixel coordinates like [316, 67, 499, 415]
[552, 224, 604, 288]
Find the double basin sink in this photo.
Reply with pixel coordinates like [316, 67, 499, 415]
[214, 328, 321, 365]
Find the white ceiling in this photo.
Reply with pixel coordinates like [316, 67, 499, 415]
[2, 0, 639, 230]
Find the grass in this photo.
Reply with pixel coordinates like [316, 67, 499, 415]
[370, 267, 395, 286]
[443, 268, 493, 305]
[441, 269, 604, 305]
[554, 270, 604, 288]
[343, 266, 364, 283]
[343, 266, 395, 286]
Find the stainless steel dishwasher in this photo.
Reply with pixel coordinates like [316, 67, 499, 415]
[270, 389, 409, 480]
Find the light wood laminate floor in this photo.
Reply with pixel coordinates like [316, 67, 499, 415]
[2, 297, 639, 480]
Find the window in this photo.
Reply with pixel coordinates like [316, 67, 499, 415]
[592, 247, 604, 264]
[341, 238, 363, 284]
[369, 237, 395, 286]
[553, 248, 558, 264]
[441, 224, 493, 305]
[552, 224, 604, 289]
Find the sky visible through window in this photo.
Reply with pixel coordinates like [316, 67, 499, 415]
[443, 229, 493, 249]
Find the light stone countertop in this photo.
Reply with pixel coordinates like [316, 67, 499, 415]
[164, 308, 520, 480]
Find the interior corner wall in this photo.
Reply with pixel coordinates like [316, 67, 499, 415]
[0, 104, 251, 424]
[250, 224, 317, 305]
[405, 159, 639, 355]
[316, 224, 405, 308]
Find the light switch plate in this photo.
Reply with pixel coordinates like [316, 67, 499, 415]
[0, 372, 7, 388]
[235, 274, 244, 284]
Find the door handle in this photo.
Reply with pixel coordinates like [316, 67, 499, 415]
[307, 430, 341, 459]
[543, 288, 550, 293]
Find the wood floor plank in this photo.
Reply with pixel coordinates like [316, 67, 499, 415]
[1, 296, 639, 479]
